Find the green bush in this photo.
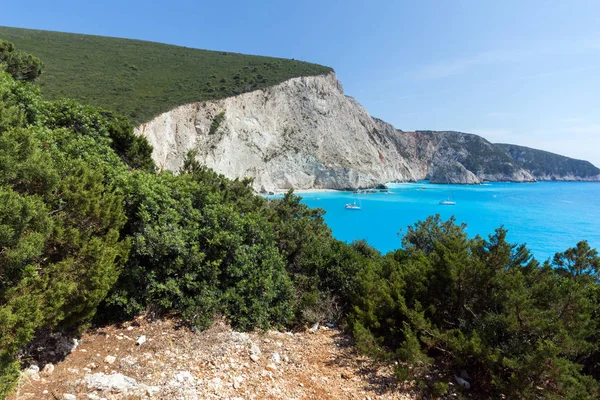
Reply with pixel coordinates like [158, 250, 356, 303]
[0, 80, 130, 395]
[349, 215, 600, 398]
[103, 157, 294, 330]
[209, 111, 225, 135]
[0, 39, 44, 81]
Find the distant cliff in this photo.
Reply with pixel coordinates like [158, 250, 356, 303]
[135, 72, 596, 191]
[497, 143, 600, 181]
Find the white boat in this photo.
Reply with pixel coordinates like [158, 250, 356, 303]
[345, 201, 362, 210]
[439, 196, 456, 205]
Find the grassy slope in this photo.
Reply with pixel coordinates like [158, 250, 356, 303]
[0, 26, 332, 124]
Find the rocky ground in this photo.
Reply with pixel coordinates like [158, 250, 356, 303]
[9, 316, 415, 400]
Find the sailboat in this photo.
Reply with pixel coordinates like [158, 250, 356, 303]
[439, 195, 456, 205]
[439, 175, 456, 205]
[345, 201, 362, 210]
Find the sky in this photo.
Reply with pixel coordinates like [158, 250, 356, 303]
[2, 0, 600, 166]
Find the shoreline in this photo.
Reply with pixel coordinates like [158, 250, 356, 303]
[262, 179, 600, 195]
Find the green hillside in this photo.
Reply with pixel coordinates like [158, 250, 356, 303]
[0, 26, 332, 124]
[497, 143, 600, 177]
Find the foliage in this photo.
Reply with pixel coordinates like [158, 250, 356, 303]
[0, 26, 332, 124]
[349, 215, 600, 398]
[209, 111, 226, 135]
[0, 39, 44, 81]
[0, 71, 131, 395]
[499, 143, 600, 178]
[103, 156, 294, 330]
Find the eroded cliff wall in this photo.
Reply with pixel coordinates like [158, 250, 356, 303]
[136, 72, 595, 191]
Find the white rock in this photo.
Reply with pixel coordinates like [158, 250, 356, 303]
[250, 354, 260, 362]
[23, 364, 40, 379]
[87, 394, 100, 400]
[174, 371, 194, 383]
[233, 375, 243, 389]
[265, 363, 277, 372]
[272, 352, 281, 364]
[63, 394, 76, 400]
[208, 377, 222, 392]
[84, 372, 138, 393]
[136, 72, 541, 191]
[145, 385, 161, 396]
[309, 322, 319, 333]
[136, 335, 147, 345]
[103, 355, 116, 364]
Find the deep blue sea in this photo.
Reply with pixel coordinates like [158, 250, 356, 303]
[290, 182, 600, 261]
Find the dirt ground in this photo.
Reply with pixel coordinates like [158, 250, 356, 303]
[9, 316, 415, 400]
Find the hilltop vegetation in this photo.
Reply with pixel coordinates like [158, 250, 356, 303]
[498, 143, 600, 178]
[0, 26, 332, 124]
[2, 40, 600, 399]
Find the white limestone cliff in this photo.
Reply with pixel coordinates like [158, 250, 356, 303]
[134, 72, 536, 191]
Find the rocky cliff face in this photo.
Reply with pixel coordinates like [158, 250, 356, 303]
[135, 72, 592, 191]
[497, 143, 600, 182]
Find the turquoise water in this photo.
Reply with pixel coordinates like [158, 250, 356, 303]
[293, 182, 600, 261]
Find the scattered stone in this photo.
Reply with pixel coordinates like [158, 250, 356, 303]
[309, 322, 320, 333]
[174, 370, 194, 382]
[272, 352, 281, 363]
[208, 377, 223, 391]
[250, 354, 260, 362]
[103, 355, 116, 364]
[136, 335, 147, 345]
[23, 364, 40, 380]
[341, 372, 351, 380]
[63, 394, 77, 400]
[233, 375, 243, 389]
[265, 363, 277, 372]
[87, 394, 100, 400]
[455, 375, 471, 389]
[126, 326, 134, 331]
[120, 355, 138, 368]
[146, 385, 161, 396]
[84, 372, 138, 393]
[86, 362, 98, 369]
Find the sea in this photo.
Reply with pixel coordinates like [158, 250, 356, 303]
[287, 181, 600, 262]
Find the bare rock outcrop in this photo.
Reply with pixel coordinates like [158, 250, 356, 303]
[135, 72, 585, 190]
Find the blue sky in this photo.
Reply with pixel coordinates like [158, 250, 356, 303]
[2, 0, 600, 166]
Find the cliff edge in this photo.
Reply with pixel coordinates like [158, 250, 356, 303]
[135, 72, 596, 190]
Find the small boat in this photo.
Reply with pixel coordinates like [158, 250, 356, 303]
[439, 196, 456, 205]
[345, 201, 362, 210]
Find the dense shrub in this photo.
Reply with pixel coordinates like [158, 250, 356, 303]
[0, 39, 44, 81]
[349, 215, 600, 398]
[103, 157, 294, 330]
[0, 71, 130, 395]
